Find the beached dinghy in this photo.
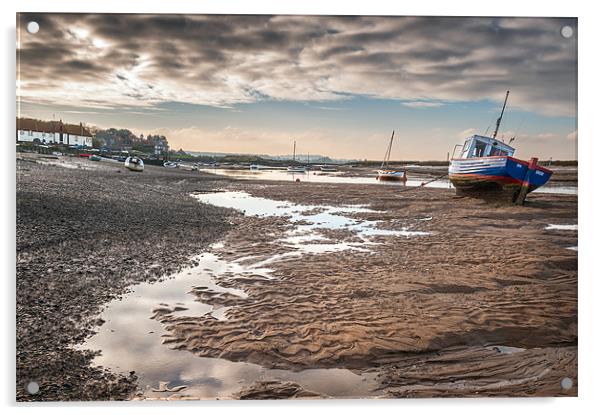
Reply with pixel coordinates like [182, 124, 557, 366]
[449, 91, 552, 203]
[377, 130, 407, 182]
[125, 156, 144, 172]
[163, 161, 179, 168]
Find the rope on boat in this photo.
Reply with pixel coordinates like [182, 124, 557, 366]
[398, 173, 449, 192]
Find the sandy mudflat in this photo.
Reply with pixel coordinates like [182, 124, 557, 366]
[162, 181, 578, 397]
[16, 154, 577, 400]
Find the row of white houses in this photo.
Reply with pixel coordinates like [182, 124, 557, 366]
[17, 118, 93, 147]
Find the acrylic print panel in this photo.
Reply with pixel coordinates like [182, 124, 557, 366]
[16, 13, 577, 401]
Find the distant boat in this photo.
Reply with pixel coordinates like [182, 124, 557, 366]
[287, 166, 307, 173]
[125, 156, 144, 172]
[163, 161, 179, 168]
[249, 164, 260, 170]
[377, 130, 407, 182]
[320, 166, 338, 172]
[88, 154, 101, 162]
[304, 152, 313, 170]
[449, 91, 553, 203]
[287, 140, 307, 173]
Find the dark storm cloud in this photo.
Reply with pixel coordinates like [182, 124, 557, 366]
[17, 13, 577, 116]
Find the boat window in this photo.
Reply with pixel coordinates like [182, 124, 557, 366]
[490, 148, 508, 156]
[473, 141, 487, 157]
[462, 140, 471, 152]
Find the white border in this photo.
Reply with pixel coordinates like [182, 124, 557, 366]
[2, 1, 599, 414]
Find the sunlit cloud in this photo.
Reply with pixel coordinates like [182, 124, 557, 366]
[401, 101, 445, 109]
[17, 14, 577, 117]
[567, 130, 578, 141]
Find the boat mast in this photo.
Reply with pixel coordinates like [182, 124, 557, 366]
[381, 130, 394, 169]
[492, 90, 510, 139]
[292, 140, 296, 164]
[387, 131, 394, 167]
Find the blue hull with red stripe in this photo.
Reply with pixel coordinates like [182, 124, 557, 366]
[449, 156, 553, 194]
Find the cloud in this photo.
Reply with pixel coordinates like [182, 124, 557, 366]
[401, 101, 445, 108]
[17, 14, 577, 116]
[535, 132, 557, 139]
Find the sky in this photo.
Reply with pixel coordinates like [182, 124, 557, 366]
[16, 14, 577, 160]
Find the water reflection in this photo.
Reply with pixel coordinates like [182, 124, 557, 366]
[201, 168, 577, 195]
[82, 250, 379, 400]
[193, 191, 430, 244]
[82, 192, 428, 399]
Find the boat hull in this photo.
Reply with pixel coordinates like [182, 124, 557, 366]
[377, 170, 407, 182]
[449, 156, 552, 196]
[125, 157, 144, 172]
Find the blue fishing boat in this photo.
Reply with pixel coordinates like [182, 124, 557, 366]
[448, 91, 553, 203]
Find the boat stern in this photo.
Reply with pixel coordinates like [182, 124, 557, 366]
[449, 156, 553, 200]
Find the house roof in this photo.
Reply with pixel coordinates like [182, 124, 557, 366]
[16, 118, 93, 137]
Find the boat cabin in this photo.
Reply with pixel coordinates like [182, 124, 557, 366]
[458, 135, 515, 159]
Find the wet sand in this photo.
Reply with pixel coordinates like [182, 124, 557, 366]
[17, 154, 577, 400]
[163, 182, 578, 397]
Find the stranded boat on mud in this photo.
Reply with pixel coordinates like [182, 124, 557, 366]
[449, 91, 552, 203]
[377, 130, 407, 182]
[125, 156, 144, 172]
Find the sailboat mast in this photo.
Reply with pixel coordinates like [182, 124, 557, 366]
[381, 131, 395, 169]
[292, 140, 296, 163]
[492, 90, 510, 139]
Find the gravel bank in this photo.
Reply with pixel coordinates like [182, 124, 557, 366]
[16, 155, 233, 401]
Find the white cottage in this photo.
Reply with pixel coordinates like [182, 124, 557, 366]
[17, 118, 93, 147]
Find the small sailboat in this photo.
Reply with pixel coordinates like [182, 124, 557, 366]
[305, 153, 313, 171]
[287, 140, 306, 173]
[377, 130, 407, 182]
[125, 156, 144, 172]
[320, 165, 338, 172]
[448, 91, 553, 204]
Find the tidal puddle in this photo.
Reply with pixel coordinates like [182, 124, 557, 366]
[202, 167, 450, 188]
[193, 190, 429, 255]
[81, 247, 379, 399]
[82, 192, 427, 399]
[546, 224, 578, 231]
